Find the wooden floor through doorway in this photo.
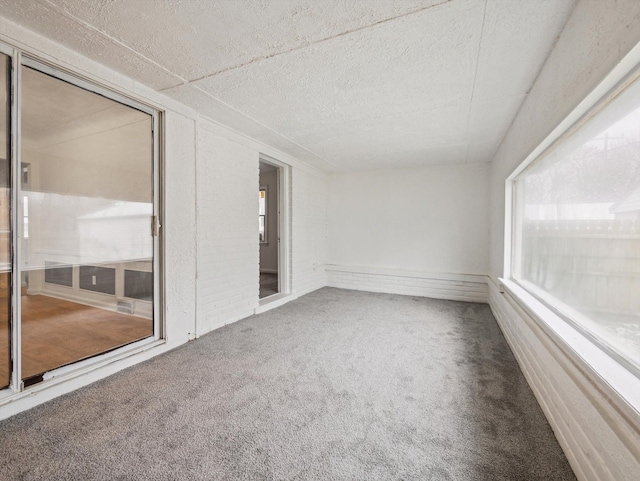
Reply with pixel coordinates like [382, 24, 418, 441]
[0, 295, 152, 386]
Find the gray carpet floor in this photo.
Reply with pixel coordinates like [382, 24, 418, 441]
[0, 288, 576, 480]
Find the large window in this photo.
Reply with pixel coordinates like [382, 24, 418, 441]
[0, 47, 161, 392]
[512, 68, 640, 373]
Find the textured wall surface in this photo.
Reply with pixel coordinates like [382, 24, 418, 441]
[291, 168, 328, 296]
[194, 121, 329, 334]
[164, 111, 198, 345]
[328, 163, 490, 276]
[196, 123, 260, 335]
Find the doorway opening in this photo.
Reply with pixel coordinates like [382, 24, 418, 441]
[259, 159, 281, 299]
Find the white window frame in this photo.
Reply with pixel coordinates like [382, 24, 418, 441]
[501, 41, 640, 420]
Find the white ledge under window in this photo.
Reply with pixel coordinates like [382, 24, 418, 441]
[498, 277, 640, 430]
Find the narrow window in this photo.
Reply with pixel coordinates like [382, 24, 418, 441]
[259, 159, 282, 299]
[259, 188, 266, 243]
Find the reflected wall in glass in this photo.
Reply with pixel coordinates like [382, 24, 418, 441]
[0, 53, 10, 389]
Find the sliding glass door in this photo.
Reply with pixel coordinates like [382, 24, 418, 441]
[18, 64, 156, 384]
[0, 53, 10, 389]
[0, 47, 160, 391]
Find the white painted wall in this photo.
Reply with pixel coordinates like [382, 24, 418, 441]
[163, 110, 197, 346]
[194, 121, 329, 333]
[326, 163, 489, 301]
[0, 16, 329, 419]
[292, 167, 328, 295]
[488, 1, 640, 480]
[196, 123, 259, 334]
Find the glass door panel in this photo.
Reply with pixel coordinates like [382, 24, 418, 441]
[0, 53, 10, 389]
[20, 65, 154, 383]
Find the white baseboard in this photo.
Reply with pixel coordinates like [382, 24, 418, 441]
[487, 278, 640, 481]
[326, 264, 488, 303]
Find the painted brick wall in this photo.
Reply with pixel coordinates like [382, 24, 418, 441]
[196, 123, 260, 335]
[489, 282, 640, 481]
[164, 111, 197, 344]
[292, 168, 328, 296]
[327, 267, 488, 303]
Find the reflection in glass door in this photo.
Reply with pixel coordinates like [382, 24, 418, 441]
[19, 64, 155, 384]
[0, 53, 10, 389]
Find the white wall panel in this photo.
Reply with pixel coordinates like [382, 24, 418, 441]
[327, 163, 489, 300]
[196, 122, 259, 335]
[163, 111, 197, 345]
[292, 168, 328, 296]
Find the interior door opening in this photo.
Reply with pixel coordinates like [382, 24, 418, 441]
[259, 160, 280, 299]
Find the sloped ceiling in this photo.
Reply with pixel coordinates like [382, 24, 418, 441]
[0, 0, 576, 172]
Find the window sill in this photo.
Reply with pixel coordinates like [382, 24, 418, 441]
[498, 277, 640, 431]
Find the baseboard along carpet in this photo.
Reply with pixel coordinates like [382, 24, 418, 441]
[0, 287, 576, 480]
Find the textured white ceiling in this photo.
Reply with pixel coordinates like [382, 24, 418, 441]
[0, 0, 576, 172]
